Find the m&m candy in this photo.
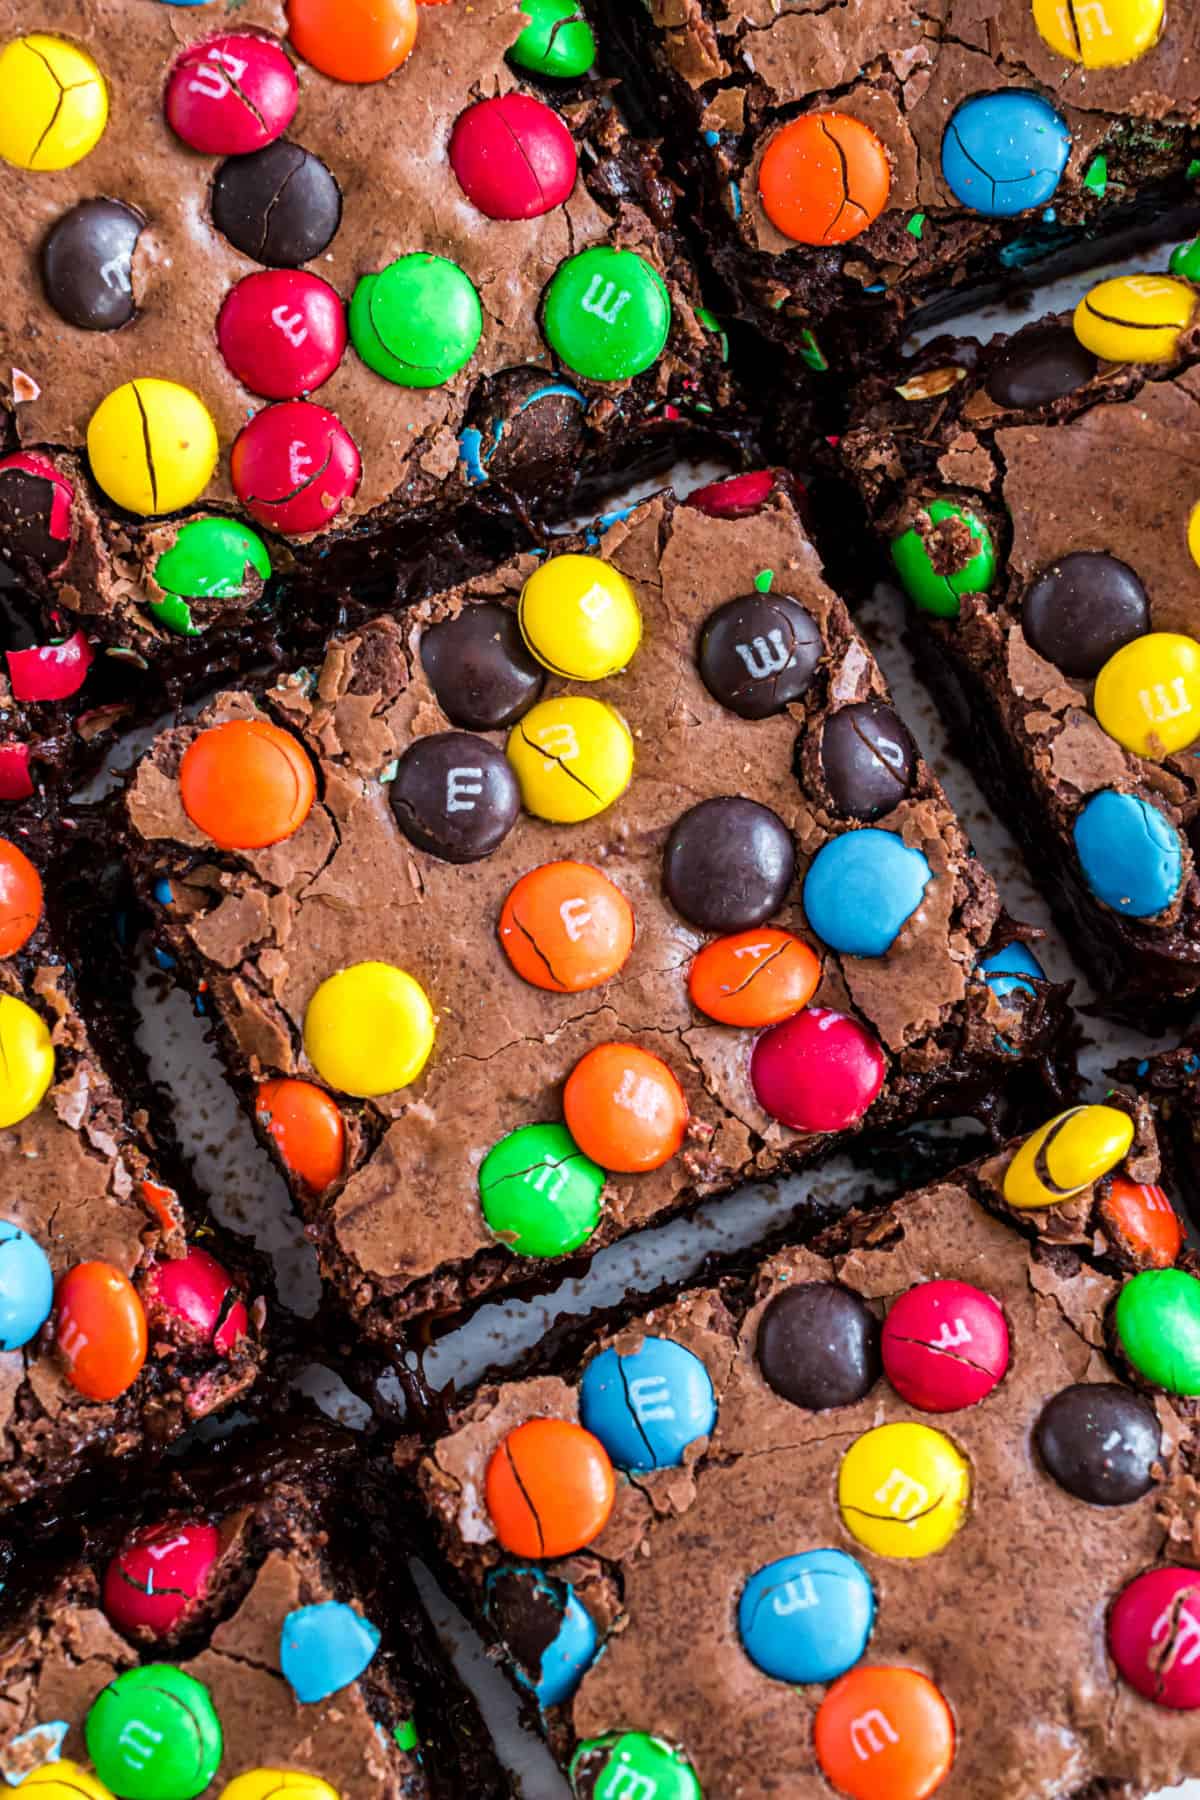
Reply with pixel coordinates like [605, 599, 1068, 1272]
[102, 1519, 222, 1638]
[280, 1600, 381, 1702]
[977, 941, 1044, 1004]
[1101, 1177, 1183, 1268]
[1074, 789, 1184, 918]
[144, 1249, 248, 1354]
[881, 1280, 1009, 1411]
[164, 33, 298, 154]
[738, 1548, 874, 1685]
[1002, 1104, 1134, 1208]
[0, 992, 55, 1128]
[542, 246, 671, 382]
[1094, 632, 1200, 758]
[1036, 1383, 1161, 1505]
[87, 382, 218, 517]
[508, 0, 596, 78]
[212, 141, 343, 267]
[941, 91, 1070, 216]
[286, 0, 418, 82]
[814, 1666, 955, 1800]
[151, 518, 272, 637]
[86, 1666, 222, 1800]
[1115, 1268, 1200, 1395]
[54, 1262, 148, 1402]
[22, 1766, 113, 1800]
[688, 928, 819, 1027]
[750, 1006, 886, 1133]
[499, 862, 634, 993]
[256, 1077, 345, 1192]
[698, 591, 822, 719]
[1022, 551, 1149, 680]
[0, 36, 108, 171]
[563, 1043, 687, 1173]
[450, 95, 577, 220]
[570, 1734, 701, 1800]
[518, 555, 641, 680]
[7, 628, 95, 704]
[420, 602, 544, 730]
[390, 732, 520, 862]
[350, 254, 483, 387]
[890, 501, 996, 617]
[230, 401, 361, 534]
[179, 718, 316, 850]
[687, 468, 776, 519]
[303, 962, 435, 1097]
[758, 112, 891, 245]
[803, 828, 932, 958]
[507, 697, 633, 823]
[1032, 0, 1164, 66]
[0, 1220, 54, 1351]
[479, 1122, 604, 1256]
[221, 1777, 338, 1800]
[838, 1421, 969, 1557]
[0, 451, 74, 575]
[1074, 274, 1197, 364]
[0, 836, 42, 954]
[1108, 1567, 1200, 1708]
[757, 1281, 881, 1409]
[484, 1565, 600, 1708]
[580, 1337, 715, 1470]
[42, 198, 143, 332]
[217, 271, 347, 400]
[486, 1417, 615, 1556]
[664, 796, 795, 932]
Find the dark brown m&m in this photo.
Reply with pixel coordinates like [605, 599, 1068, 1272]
[820, 701, 917, 820]
[985, 324, 1098, 409]
[1036, 1383, 1161, 1506]
[698, 592, 822, 719]
[212, 141, 342, 267]
[41, 198, 143, 332]
[757, 1281, 881, 1410]
[1022, 552, 1149, 679]
[663, 797, 795, 931]
[0, 453, 73, 577]
[420, 602, 544, 730]
[390, 732, 520, 862]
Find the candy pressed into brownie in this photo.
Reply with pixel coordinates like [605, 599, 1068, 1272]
[121, 475, 1072, 1339]
[416, 1098, 1200, 1799]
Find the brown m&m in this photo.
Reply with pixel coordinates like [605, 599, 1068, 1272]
[212, 141, 342, 267]
[420, 603, 544, 730]
[41, 198, 143, 331]
[663, 797, 795, 931]
[389, 732, 520, 862]
[697, 591, 822, 718]
[1022, 552, 1149, 680]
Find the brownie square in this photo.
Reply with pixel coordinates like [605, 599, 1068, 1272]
[416, 1097, 1200, 1798]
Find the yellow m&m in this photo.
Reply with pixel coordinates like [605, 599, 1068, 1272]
[838, 1422, 969, 1558]
[1189, 500, 1200, 572]
[0, 992, 54, 1128]
[22, 1763, 115, 1800]
[1032, 0, 1163, 68]
[1073, 274, 1196, 366]
[518, 555, 642, 681]
[87, 380, 219, 517]
[220, 1774, 339, 1800]
[507, 696, 633, 823]
[0, 36, 108, 171]
[303, 961, 435, 1098]
[1003, 1103, 1134, 1209]
[1094, 632, 1200, 759]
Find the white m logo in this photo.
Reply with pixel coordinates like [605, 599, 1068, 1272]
[580, 276, 632, 326]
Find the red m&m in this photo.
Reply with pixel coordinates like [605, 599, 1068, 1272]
[750, 1006, 886, 1133]
[217, 271, 347, 400]
[231, 401, 361, 535]
[102, 1519, 222, 1639]
[0, 451, 74, 573]
[0, 837, 43, 956]
[8, 629, 94, 702]
[881, 1280, 1009, 1412]
[449, 95, 577, 221]
[164, 34, 298, 156]
[687, 469, 776, 519]
[144, 1249, 248, 1355]
[54, 1261, 148, 1402]
[180, 718, 316, 850]
[1109, 1567, 1200, 1709]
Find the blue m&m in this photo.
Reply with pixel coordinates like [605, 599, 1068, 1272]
[803, 829, 932, 957]
[738, 1549, 874, 1684]
[484, 1565, 600, 1708]
[978, 942, 1044, 1001]
[941, 92, 1071, 217]
[0, 1220, 53, 1349]
[280, 1601, 380, 1703]
[579, 1337, 716, 1472]
[1074, 790, 1184, 918]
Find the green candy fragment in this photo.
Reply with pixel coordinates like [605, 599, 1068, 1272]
[479, 1122, 603, 1257]
[571, 1732, 703, 1800]
[394, 1719, 420, 1752]
[795, 328, 828, 373]
[350, 255, 483, 389]
[85, 1666, 222, 1800]
[509, 0, 597, 78]
[151, 517, 271, 636]
[890, 498, 996, 619]
[906, 211, 926, 238]
[1170, 237, 1200, 282]
[1082, 154, 1108, 198]
[542, 247, 671, 383]
[1115, 1268, 1200, 1396]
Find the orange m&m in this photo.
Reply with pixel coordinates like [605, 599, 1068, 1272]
[180, 718, 316, 851]
[486, 1417, 615, 1557]
[688, 927, 819, 1027]
[759, 112, 891, 246]
[815, 1667, 954, 1800]
[286, 0, 418, 83]
[1101, 1176, 1184, 1268]
[256, 1077, 345, 1193]
[499, 862, 634, 993]
[0, 838, 42, 956]
[564, 1043, 687, 1173]
[54, 1262, 148, 1402]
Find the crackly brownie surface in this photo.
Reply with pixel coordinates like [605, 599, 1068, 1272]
[595, 0, 1200, 362]
[122, 479, 1070, 1334]
[0, 818, 267, 1512]
[0, 1421, 508, 1798]
[417, 1100, 1200, 1799]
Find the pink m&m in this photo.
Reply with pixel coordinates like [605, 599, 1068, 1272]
[750, 1006, 886, 1133]
[164, 33, 298, 156]
[7, 629, 94, 703]
[1109, 1567, 1200, 1709]
[231, 401, 361, 535]
[687, 469, 776, 519]
[449, 94, 576, 220]
[102, 1519, 222, 1639]
[217, 270, 347, 399]
[882, 1279, 1009, 1412]
[144, 1248, 248, 1355]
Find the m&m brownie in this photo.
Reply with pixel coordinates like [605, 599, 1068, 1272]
[591, 0, 1200, 368]
[0, 818, 267, 1513]
[842, 280, 1200, 1021]
[122, 476, 1072, 1335]
[416, 1099, 1200, 1798]
[0, 1418, 508, 1797]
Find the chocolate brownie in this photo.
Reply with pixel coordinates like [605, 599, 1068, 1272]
[0, 1418, 508, 1798]
[842, 303, 1200, 1024]
[121, 476, 1073, 1340]
[416, 1097, 1200, 1798]
[590, 0, 1200, 368]
[0, 814, 267, 1514]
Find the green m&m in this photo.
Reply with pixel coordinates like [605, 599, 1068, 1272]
[509, 0, 597, 78]
[890, 499, 996, 619]
[150, 517, 272, 637]
[479, 1121, 603, 1256]
[85, 1665, 222, 1800]
[570, 1731, 702, 1800]
[1170, 237, 1200, 282]
[1115, 1268, 1200, 1396]
[543, 247, 671, 382]
[350, 254, 483, 389]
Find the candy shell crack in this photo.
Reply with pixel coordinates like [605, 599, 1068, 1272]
[500, 1439, 547, 1555]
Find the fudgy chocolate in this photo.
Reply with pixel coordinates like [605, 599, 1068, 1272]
[122, 480, 1072, 1338]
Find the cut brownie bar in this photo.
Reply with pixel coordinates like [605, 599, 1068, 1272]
[0, 1418, 508, 1798]
[590, 0, 1200, 367]
[842, 303, 1200, 1023]
[0, 814, 267, 1513]
[122, 475, 1072, 1340]
[416, 1097, 1200, 1799]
